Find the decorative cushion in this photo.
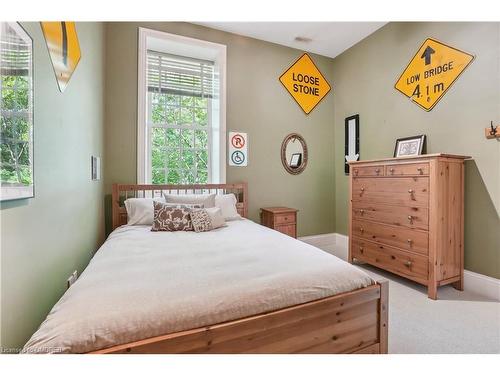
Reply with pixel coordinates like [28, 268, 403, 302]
[215, 194, 241, 221]
[190, 209, 213, 233]
[163, 193, 216, 208]
[151, 202, 203, 232]
[205, 207, 226, 229]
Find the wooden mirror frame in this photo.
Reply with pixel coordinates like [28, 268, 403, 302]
[281, 133, 308, 175]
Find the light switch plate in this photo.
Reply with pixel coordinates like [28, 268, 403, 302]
[91, 156, 101, 181]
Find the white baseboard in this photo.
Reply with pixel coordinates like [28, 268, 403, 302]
[300, 233, 500, 301]
[463, 270, 500, 301]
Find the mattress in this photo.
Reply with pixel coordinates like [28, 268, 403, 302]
[22, 219, 374, 353]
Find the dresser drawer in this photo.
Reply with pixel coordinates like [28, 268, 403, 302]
[352, 165, 384, 177]
[352, 237, 428, 281]
[352, 219, 429, 255]
[274, 213, 296, 225]
[352, 201, 429, 230]
[352, 177, 429, 207]
[386, 162, 429, 176]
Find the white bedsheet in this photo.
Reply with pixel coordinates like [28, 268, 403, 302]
[22, 219, 374, 353]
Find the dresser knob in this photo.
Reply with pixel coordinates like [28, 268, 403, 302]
[360, 227, 364, 233]
[360, 187, 365, 192]
[375, 168, 380, 175]
[359, 246, 364, 253]
[407, 215, 414, 223]
[360, 209, 365, 215]
[407, 239, 413, 245]
[405, 260, 412, 267]
[354, 170, 359, 176]
[408, 189, 414, 194]
[417, 167, 423, 174]
[389, 167, 395, 174]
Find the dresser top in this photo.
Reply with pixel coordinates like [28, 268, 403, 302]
[348, 153, 471, 165]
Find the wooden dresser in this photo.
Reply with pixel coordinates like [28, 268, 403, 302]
[260, 207, 298, 238]
[348, 154, 469, 299]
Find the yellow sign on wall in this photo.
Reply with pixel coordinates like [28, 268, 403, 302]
[279, 53, 331, 114]
[41, 22, 81, 93]
[395, 38, 474, 111]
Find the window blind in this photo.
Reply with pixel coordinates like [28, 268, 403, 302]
[147, 50, 215, 98]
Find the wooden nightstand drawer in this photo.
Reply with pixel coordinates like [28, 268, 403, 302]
[260, 207, 298, 238]
[276, 224, 296, 237]
[274, 213, 296, 225]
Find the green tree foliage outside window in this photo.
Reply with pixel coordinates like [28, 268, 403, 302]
[1, 60, 33, 186]
[150, 93, 210, 184]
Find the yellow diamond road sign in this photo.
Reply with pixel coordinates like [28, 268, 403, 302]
[395, 38, 474, 111]
[279, 53, 331, 114]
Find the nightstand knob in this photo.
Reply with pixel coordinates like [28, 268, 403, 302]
[405, 260, 412, 267]
[408, 189, 414, 194]
[407, 239, 413, 244]
[360, 187, 365, 191]
[359, 209, 365, 215]
[359, 227, 364, 233]
[359, 246, 364, 253]
[407, 215, 413, 223]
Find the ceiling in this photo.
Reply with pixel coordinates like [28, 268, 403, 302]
[194, 22, 387, 58]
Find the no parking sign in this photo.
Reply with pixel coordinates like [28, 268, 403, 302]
[228, 132, 248, 167]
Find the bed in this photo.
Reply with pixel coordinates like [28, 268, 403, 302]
[22, 183, 388, 354]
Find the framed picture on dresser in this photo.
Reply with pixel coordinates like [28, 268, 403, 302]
[394, 134, 426, 157]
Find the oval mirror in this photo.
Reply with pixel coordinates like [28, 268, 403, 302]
[281, 133, 308, 175]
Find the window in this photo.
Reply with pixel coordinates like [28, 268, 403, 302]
[0, 22, 34, 201]
[147, 52, 213, 184]
[138, 29, 226, 184]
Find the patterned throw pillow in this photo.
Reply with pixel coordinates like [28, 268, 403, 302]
[190, 209, 213, 232]
[151, 202, 203, 231]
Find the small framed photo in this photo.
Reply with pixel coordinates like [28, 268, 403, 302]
[289, 153, 302, 168]
[394, 135, 426, 157]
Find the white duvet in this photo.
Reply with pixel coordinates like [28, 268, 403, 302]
[22, 219, 374, 353]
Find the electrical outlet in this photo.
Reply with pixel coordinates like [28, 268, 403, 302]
[66, 270, 78, 289]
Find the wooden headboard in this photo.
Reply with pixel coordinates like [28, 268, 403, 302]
[111, 183, 248, 230]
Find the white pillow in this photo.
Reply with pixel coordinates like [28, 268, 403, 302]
[163, 193, 216, 208]
[125, 198, 165, 225]
[205, 207, 227, 229]
[215, 194, 241, 221]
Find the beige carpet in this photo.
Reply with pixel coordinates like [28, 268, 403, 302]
[303, 239, 500, 353]
[352, 263, 500, 353]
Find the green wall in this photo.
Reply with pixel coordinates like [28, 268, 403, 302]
[0, 22, 106, 350]
[331, 22, 500, 278]
[104, 22, 336, 237]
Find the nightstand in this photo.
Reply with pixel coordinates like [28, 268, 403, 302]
[260, 207, 298, 238]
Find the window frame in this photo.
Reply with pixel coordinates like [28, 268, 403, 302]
[137, 27, 226, 184]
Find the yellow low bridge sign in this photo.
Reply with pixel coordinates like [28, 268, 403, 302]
[395, 38, 474, 111]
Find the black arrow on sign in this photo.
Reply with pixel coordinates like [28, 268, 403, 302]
[420, 45, 435, 65]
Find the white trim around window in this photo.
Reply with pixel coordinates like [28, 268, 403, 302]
[137, 27, 227, 184]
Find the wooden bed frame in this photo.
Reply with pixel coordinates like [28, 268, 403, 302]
[98, 183, 388, 354]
